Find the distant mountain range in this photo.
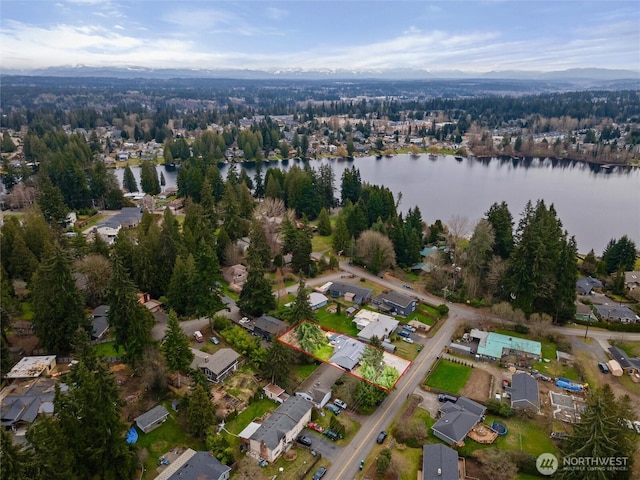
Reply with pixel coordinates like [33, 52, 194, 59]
[2, 65, 638, 82]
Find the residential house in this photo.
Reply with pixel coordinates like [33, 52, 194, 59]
[263, 384, 290, 404]
[91, 305, 110, 341]
[576, 276, 604, 295]
[328, 334, 366, 371]
[295, 363, 343, 408]
[432, 397, 486, 446]
[191, 348, 241, 383]
[422, 444, 461, 480]
[223, 264, 248, 292]
[4, 356, 57, 379]
[470, 329, 541, 361]
[506, 373, 539, 411]
[1, 378, 67, 432]
[595, 305, 639, 324]
[327, 282, 372, 305]
[248, 396, 312, 462]
[253, 315, 287, 342]
[155, 449, 231, 480]
[608, 347, 640, 375]
[624, 271, 640, 290]
[371, 291, 417, 316]
[309, 292, 329, 310]
[135, 405, 169, 433]
[353, 309, 399, 343]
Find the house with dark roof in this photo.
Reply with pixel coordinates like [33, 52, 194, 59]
[624, 271, 640, 291]
[608, 347, 640, 375]
[295, 363, 343, 408]
[0, 378, 66, 431]
[91, 305, 110, 341]
[432, 397, 485, 446]
[328, 334, 365, 371]
[595, 305, 639, 324]
[248, 396, 312, 462]
[371, 291, 417, 316]
[327, 282, 372, 305]
[506, 373, 539, 411]
[422, 444, 461, 480]
[155, 449, 231, 480]
[135, 404, 169, 433]
[191, 348, 241, 383]
[254, 315, 287, 342]
[576, 276, 603, 295]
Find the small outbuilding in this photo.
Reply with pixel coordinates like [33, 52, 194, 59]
[135, 405, 170, 433]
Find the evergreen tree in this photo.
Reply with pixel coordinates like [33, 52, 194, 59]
[122, 165, 138, 192]
[163, 310, 194, 372]
[317, 207, 332, 236]
[485, 201, 514, 259]
[332, 215, 351, 254]
[552, 234, 579, 323]
[291, 230, 313, 275]
[261, 341, 292, 387]
[558, 385, 637, 480]
[186, 384, 217, 438]
[247, 219, 272, 270]
[24, 415, 77, 480]
[602, 235, 637, 274]
[139, 161, 160, 195]
[1, 428, 30, 480]
[1, 132, 17, 153]
[253, 162, 265, 198]
[237, 263, 275, 317]
[32, 245, 87, 354]
[289, 279, 315, 325]
[192, 241, 225, 317]
[168, 253, 197, 316]
[106, 256, 154, 365]
[340, 166, 362, 205]
[37, 176, 68, 225]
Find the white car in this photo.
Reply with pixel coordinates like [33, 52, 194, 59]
[333, 399, 348, 410]
[240, 317, 250, 324]
[402, 337, 414, 344]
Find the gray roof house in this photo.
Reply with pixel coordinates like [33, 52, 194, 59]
[91, 305, 110, 341]
[253, 315, 287, 342]
[371, 291, 417, 316]
[328, 334, 365, 371]
[249, 396, 312, 462]
[192, 348, 241, 384]
[576, 276, 603, 295]
[0, 378, 66, 430]
[594, 304, 638, 324]
[506, 373, 539, 411]
[432, 398, 485, 446]
[155, 449, 231, 480]
[624, 271, 640, 290]
[327, 282, 372, 305]
[295, 363, 343, 408]
[608, 347, 640, 374]
[422, 444, 460, 480]
[135, 405, 169, 433]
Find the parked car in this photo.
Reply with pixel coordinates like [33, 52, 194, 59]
[402, 324, 416, 333]
[402, 284, 414, 290]
[325, 404, 341, 415]
[438, 394, 458, 403]
[376, 431, 388, 444]
[312, 466, 327, 480]
[359, 460, 364, 470]
[296, 435, 312, 447]
[193, 331, 204, 342]
[240, 317, 250, 324]
[598, 362, 610, 374]
[397, 330, 411, 338]
[333, 399, 348, 409]
[402, 337, 414, 344]
[209, 336, 219, 345]
[323, 430, 339, 440]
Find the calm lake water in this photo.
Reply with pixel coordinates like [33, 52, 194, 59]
[115, 155, 639, 254]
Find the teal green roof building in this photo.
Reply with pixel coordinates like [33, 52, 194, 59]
[470, 329, 541, 359]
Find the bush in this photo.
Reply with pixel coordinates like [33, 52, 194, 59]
[437, 304, 449, 316]
[485, 399, 515, 418]
[376, 448, 392, 476]
[329, 415, 346, 437]
[514, 323, 529, 334]
[212, 315, 232, 332]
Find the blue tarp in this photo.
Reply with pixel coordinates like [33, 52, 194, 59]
[126, 426, 138, 444]
[556, 378, 582, 391]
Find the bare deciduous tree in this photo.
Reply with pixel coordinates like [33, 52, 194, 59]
[74, 254, 112, 307]
[356, 230, 396, 274]
[223, 243, 243, 267]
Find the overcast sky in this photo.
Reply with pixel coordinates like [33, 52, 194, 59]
[1, 0, 639, 73]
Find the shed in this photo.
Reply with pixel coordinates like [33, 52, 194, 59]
[607, 359, 624, 377]
[135, 405, 170, 433]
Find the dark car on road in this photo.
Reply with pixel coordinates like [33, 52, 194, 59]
[376, 431, 387, 444]
[312, 466, 327, 480]
[296, 435, 312, 447]
[598, 362, 610, 374]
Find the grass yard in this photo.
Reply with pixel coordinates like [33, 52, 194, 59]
[135, 406, 205, 479]
[225, 398, 279, 435]
[407, 310, 436, 326]
[315, 344, 334, 361]
[614, 341, 640, 358]
[315, 307, 360, 336]
[93, 341, 123, 358]
[485, 415, 557, 457]
[309, 411, 361, 446]
[311, 233, 334, 252]
[618, 374, 640, 396]
[292, 363, 319, 385]
[425, 359, 472, 394]
[393, 339, 421, 360]
[20, 302, 34, 321]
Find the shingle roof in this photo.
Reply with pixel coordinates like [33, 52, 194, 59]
[595, 305, 638, 322]
[135, 405, 169, 430]
[576, 276, 603, 295]
[373, 291, 415, 309]
[205, 348, 240, 376]
[255, 315, 287, 335]
[329, 335, 365, 370]
[328, 282, 372, 300]
[434, 397, 486, 444]
[156, 449, 231, 480]
[507, 373, 539, 409]
[422, 444, 459, 480]
[250, 396, 311, 450]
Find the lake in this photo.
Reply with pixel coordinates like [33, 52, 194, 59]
[114, 155, 639, 254]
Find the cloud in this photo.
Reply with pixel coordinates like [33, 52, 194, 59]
[265, 7, 288, 21]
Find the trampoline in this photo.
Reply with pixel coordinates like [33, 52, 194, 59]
[491, 422, 507, 435]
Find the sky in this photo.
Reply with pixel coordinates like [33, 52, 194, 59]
[1, 0, 639, 73]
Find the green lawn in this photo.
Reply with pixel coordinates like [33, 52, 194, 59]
[407, 310, 436, 326]
[225, 399, 279, 435]
[292, 363, 319, 384]
[393, 339, 420, 360]
[484, 415, 558, 457]
[135, 406, 205, 479]
[425, 359, 472, 394]
[93, 341, 123, 358]
[311, 234, 333, 252]
[315, 344, 334, 361]
[315, 307, 359, 336]
[20, 302, 34, 320]
[615, 341, 640, 358]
